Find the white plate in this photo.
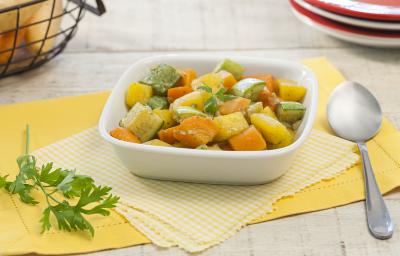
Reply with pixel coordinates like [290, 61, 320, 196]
[291, 1, 400, 48]
[99, 54, 318, 185]
[304, 0, 400, 21]
[295, 0, 400, 30]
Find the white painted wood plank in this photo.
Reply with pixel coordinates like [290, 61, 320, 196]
[67, 0, 348, 52]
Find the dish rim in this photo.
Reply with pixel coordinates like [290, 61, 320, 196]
[98, 54, 318, 159]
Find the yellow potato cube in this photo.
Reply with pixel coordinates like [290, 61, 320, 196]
[172, 142, 189, 148]
[278, 79, 307, 101]
[250, 113, 292, 145]
[171, 90, 208, 111]
[153, 109, 176, 129]
[214, 112, 249, 141]
[260, 106, 277, 119]
[144, 139, 172, 147]
[120, 103, 163, 142]
[208, 144, 222, 150]
[269, 129, 294, 149]
[125, 82, 153, 108]
[191, 73, 223, 93]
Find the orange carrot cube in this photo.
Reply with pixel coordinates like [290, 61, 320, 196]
[109, 127, 141, 143]
[173, 116, 219, 148]
[216, 70, 237, 89]
[167, 86, 193, 103]
[219, 97, 251, 115]
[228, 125, 267, 151]
[158, 127, 178, 144]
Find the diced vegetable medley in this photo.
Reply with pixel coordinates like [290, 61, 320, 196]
[110, 59, 307, 151]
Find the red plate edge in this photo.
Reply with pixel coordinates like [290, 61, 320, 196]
[290, 0, 400, 38]
[304, 0, 400, 21]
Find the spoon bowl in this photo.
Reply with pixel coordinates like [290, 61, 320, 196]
[327, 81, 394, 240]
[327, 81, 382, 142]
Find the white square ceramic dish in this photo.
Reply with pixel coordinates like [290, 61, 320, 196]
[99, 54, 318, 185]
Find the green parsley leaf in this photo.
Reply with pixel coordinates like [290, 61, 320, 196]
[204, 96, 218, 116]
[215, 87, 237, 102]
[17, 184, 39, 205]
[0, 175, 8, 189]
[221, 94, 237, 102]
[215, 87, 227, 97]
[40, 207, 52, 233]
[197, 85, 212, 93]
[65, 175, 94, 198]
[56, 170, 76, 193]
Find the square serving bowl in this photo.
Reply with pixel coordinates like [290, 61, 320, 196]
[99, 54, 318, 185]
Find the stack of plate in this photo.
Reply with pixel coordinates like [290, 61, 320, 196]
[290, 0, 400, 47]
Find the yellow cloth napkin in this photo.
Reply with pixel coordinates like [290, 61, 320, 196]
[32, 128, 359, 252]
[0, 57, 399, 255]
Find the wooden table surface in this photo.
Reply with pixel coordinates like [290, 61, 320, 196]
[1, 0, 400, 255]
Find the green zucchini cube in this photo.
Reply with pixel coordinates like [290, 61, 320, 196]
[120, 103, 164, 142]
[147, 96, 168, 110]
[276, 101, 305, 123]
[231, 78, 265, 101]
[140, 64, 181, 96]
[213, 59, 244, 80]
[172, 106, 207, 122]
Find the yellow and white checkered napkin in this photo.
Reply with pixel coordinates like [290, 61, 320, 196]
[33, 127, 359, 252]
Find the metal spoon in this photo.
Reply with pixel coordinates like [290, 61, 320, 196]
[327, 81, 394, 240]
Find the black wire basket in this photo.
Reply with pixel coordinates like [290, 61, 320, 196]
[0, 0, 105, 78]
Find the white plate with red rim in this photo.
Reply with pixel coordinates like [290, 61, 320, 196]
[295, 0, 400, 30]
[290, 0, 400, 47]
[304, 0, 400, 21]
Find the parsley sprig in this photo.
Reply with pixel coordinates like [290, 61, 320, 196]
[198, 85, 237, 116]
[0, 125, 119, 236]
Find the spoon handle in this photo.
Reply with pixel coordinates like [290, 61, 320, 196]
[358, 142, 394, 239]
